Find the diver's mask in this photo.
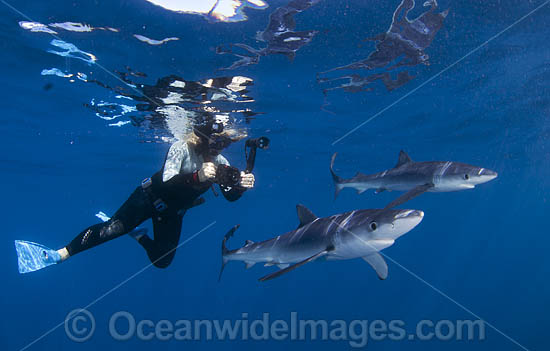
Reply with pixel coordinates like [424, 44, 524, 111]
[194, 120, 233, 156]
[194, 121, 224, 139]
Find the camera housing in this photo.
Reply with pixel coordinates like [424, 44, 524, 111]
[215, 165, 241, 187]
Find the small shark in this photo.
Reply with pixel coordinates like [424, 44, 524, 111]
[219, 204, 424, 281]
[330, 151, 498, 209]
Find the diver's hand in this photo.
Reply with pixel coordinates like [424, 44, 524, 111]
[239, 172, 255, 189]
[198, 162, 217, 182]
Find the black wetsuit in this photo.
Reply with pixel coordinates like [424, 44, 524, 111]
[66, 168, 245, 268]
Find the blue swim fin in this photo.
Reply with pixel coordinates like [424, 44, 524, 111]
[15, 211, 148, 274]
[14, 240, 61, 274]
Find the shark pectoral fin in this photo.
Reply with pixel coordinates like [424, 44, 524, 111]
[384, 183, 434, 209]
[264, 262, 274, 267]
[362, 252, 388, 280]
[277, 264, 289, 269]
[258, 247, 334, 282]
[245, 261, 256, 269]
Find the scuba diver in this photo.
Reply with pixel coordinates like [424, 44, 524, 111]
[15, 120, 267, 273]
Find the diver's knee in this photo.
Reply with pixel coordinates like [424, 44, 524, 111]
[152, 260, 172, 269]
[152, 253, 175, 269]
[99, 219, 125, 239]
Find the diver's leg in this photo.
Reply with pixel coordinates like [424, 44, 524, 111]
[135, 212, 183, 269]
[61, 187, 153, 260]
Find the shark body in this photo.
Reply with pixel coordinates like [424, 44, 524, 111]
[330, 151, 497, 208]
[220, 204, 424, 281]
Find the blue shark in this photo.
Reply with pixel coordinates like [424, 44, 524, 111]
[220, 204, 424, 281]
[330, 151, 497, 209]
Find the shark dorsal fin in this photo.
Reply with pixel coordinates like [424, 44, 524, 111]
[296, 204, 318, 228]
[395, 150, 413, 168]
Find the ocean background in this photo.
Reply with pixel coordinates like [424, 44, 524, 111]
[1, 0, 549, 350]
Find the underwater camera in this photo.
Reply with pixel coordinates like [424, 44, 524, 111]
[214, 136, 270, 187]
[215, 165, 242, 187]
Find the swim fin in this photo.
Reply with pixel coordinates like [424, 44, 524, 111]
[14, 240, 61, 274]
[15, 211, 149, 274]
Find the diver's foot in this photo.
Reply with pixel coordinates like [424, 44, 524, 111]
[57, 247, 70, 262]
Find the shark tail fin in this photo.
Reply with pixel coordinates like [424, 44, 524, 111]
[14, 240, 61, 274]
[330, 153, 345, 199]
[219, 225, 240, 282]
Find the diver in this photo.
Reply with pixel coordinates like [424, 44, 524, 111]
[14, 120, 257, 273]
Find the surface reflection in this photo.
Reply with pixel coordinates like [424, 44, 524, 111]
[318, 0, 448, 94]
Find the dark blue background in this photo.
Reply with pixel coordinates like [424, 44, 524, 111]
[1, 0, 548, 350]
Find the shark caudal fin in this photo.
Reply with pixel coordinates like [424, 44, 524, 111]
[218, 225, 240, 282]
[330, 153, 345, 199]
[14, 240, 61, 274]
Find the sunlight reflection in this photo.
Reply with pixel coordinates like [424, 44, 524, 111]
[144, 0, 268, 22]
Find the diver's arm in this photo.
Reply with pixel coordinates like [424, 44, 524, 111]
[162, 141, 187, 182]
[162, 142, 215, 186]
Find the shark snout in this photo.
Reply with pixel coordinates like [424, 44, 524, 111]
[411, 210, 424, 219]
[391, 210, 424, 238]
[475, 168, 498, 184]
[480, 168, 497, 178]
[393, 209, 424, 220]
[405, 210, 424, 226]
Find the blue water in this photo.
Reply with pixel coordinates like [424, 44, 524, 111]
[2, 0, 549, 350]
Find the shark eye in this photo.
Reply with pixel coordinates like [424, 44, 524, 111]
[464, 174, 470, 180]
[369, 221, 378, 231]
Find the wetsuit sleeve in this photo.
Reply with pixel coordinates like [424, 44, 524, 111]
[215, 154, 247, 202]
[162, 141, 188, 182]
